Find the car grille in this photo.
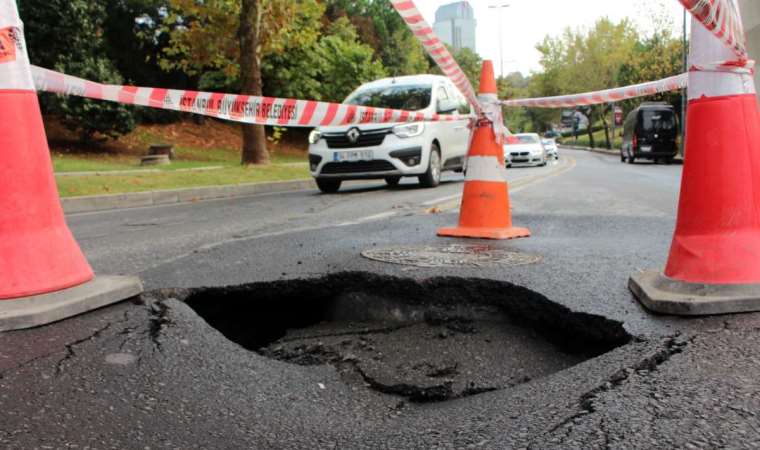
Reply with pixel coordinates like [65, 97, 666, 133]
[324, 128, 392, 149]
[321, 160, 396, 174]
[510, 152, 529, 156]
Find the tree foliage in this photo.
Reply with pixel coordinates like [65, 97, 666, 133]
[520, 16, 684, 145]
[19, 0, 136, 142]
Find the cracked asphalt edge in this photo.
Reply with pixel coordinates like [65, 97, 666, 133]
[528, 332, 695, 447]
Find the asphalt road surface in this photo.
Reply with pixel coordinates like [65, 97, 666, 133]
[4, 148, 760, 449]
[67, 156, 570, 278]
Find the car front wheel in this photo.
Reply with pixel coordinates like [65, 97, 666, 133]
[419, 144, 442, 188]
[316, 178, 342, 193]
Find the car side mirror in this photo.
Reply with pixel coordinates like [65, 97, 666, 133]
[437, 99, 458, 114]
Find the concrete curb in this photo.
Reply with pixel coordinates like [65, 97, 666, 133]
[62, 179, 317, 214]
[560, 144, 684, 162]
[55, 165, 226, 177]
[559, 144, 618, 156]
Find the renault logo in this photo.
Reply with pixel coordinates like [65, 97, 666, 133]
[346, 128, 361, 144]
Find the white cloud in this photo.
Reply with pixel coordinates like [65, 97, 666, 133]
[416, 0, 689, 75]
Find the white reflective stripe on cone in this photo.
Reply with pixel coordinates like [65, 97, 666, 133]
[0, 0, 34, 90]
[689, 15, 756, 100]
[465, 156, 508, 182]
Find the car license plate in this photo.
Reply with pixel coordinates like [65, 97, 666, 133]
[334, 150, 373, 162]
[640, 145, 653, 152]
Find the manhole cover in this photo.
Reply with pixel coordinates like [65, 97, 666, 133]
[361, 244, 542, 268]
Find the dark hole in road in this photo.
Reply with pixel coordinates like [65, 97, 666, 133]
[182, 272, 631, 403]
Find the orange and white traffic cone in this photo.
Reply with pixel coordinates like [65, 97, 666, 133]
[629, 7, 760, 315]
[0, 0, 141, 331]
[437, 61, 530, 240]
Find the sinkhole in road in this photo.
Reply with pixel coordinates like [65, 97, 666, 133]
[183, 272, 631, 403]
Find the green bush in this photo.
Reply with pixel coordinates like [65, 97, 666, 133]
[19, 0, 136, 143]
[54, 58, 136, 141]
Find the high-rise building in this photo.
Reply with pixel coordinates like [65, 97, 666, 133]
[432, 1, 476, 52]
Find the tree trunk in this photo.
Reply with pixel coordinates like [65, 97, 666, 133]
[239, 0, 269, 165]
[587, 107, 596, 148]
[600, 105, 611, 149]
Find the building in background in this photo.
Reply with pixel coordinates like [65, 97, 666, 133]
[433, 1, 476, 52]
[739, 0, 759, 101]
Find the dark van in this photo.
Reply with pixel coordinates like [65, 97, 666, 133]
[621, 103, 678, 164]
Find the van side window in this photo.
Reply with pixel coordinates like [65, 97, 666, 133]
[447, 85, 471, 115]
[437, 86, 457, 115]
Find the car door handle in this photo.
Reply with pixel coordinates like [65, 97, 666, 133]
[454, 126, 467, 130]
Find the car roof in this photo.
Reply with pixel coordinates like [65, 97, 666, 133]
[516, 133, 540, 137]
[356, 75, 448, 90]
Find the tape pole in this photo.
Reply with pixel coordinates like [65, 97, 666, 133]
[31, 65, 472, 128]
[677, 0, 748, 59]
[501, 73, 689, 108]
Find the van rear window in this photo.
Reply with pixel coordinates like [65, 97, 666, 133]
[641, 110, 675, 132]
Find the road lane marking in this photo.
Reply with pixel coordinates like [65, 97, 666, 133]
[423, 156, 577, 213]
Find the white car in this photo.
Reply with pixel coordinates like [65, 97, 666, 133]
[505, 133, 547, 167]
[308, 75, 474, 193]
[542, 138, 559, 160]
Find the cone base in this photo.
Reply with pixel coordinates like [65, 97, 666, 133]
[0, 275, 143, 332]
[437, 226, 531, 240]
[629, 271, 760, 316]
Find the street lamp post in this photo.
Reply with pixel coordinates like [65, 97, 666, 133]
[488, 3, 510, 78]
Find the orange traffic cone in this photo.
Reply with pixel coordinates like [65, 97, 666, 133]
[437, 61, 530, 240]
[0, 0, 141, 330]
[629, 11, 760, 315]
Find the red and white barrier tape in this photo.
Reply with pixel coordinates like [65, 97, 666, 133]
[31, 65, 472, 127]
[678, 0, 747, 59]
[500, 73, 688, 108]
[389, 0, 481, 114]
[691, 58, 755, 75]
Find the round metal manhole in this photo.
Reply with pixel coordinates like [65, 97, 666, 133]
[361, 244, 542, 268]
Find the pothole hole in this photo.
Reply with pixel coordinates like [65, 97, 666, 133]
[177, 272, 631, 403]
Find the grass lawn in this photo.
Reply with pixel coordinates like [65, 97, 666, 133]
[48, 118, 311, 197]
[52, 150, 305, 173]
[561, 127, 683, 153]
[57, 164, 310, 198]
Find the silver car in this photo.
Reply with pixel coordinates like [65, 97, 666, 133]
[504, 133, 547, 167]
[542, 138, 559, 160]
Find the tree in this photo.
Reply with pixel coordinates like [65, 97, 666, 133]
[18, 0, 136, 142]
[103, 0, 189, 124]
[533, 19, 639, 147]
[161, 0, 324, 164]
[239, 0, 268, 165]
[324, 0, 430, 77]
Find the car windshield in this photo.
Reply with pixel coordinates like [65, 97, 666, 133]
[344, 84, 433, 111]
[641, 110, 676, 132]
[511, 135, 539, 144]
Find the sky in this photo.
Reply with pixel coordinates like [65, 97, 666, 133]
[417, 0, 689, 76]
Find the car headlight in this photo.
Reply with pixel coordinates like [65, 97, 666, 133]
[308, 130, 322, 144]
[392, 122, 425, 139]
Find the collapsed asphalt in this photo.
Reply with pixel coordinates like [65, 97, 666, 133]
[2, 149, 760, 448]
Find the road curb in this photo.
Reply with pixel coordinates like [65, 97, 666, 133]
[560, 144, 618, 156]
[62, 179, 317, 214]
